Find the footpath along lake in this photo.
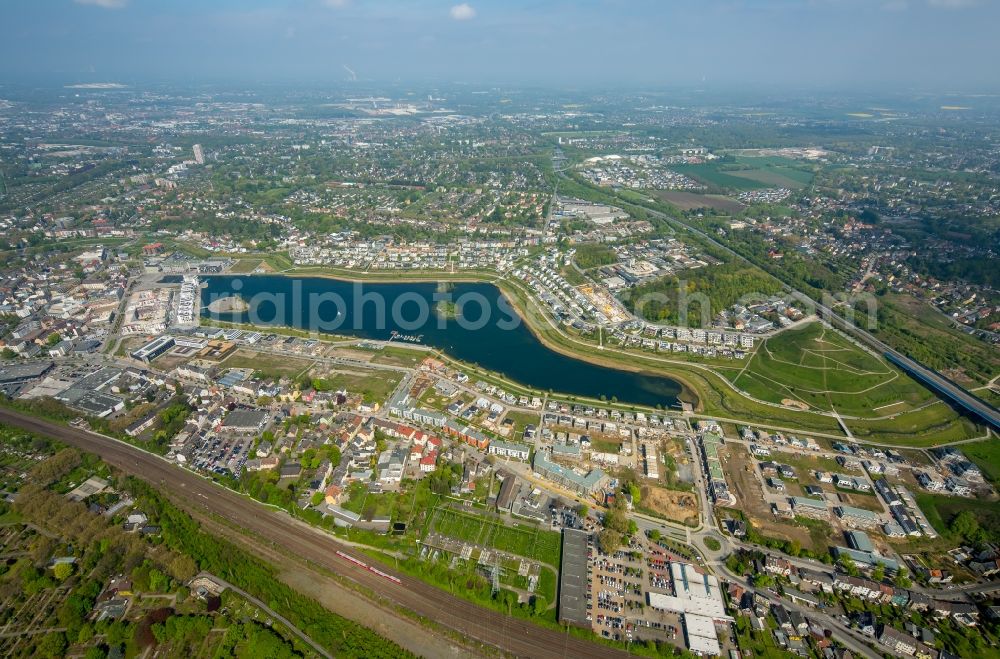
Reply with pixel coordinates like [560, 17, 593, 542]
[202, 275, 685, 409]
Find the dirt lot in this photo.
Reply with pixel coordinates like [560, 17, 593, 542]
[722, 444, 813, 549]
[115, 335, 149, 356]
[642, 486, 698, 526]
[834, 490, 884, 513]
[327, 347, 376, 363]
[150, 351, 194, 372]
[660, 437, 695, 489]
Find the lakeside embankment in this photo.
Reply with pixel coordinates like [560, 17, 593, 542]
[200, 274, 687, 409]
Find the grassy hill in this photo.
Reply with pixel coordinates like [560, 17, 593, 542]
[729, 321, 937, 416]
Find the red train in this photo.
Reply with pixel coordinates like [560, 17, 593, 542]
[335, 550, 402, 584]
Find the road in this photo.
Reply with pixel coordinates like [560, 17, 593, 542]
[0, 408, 630, 659]
[615, 187, 1000, 433]
[197, 571, 333, 659]
[715, 564, 879, 659]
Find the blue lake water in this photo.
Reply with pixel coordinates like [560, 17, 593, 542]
[202, 275, 685, 409]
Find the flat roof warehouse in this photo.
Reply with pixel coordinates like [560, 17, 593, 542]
[684, 614, 721, 656]
[557, 528, 590, 627]
[646, 562, 732, 656]
[0, 361, 53, 384]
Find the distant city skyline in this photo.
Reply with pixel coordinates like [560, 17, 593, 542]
[3, 0, 1000, 90]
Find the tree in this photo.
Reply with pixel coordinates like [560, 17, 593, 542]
[167, 555, 197, 582]
[871, 564, 885, 583]
[149, 567, 170, 592]
[77, 624, 95, 645]
[37, 632, 67, 658]
[58, 593, 89, 631]
[949, 510, 988, 546]
[627, 482, 641, 506]
[838, 553, 859, 577]
[603, 506, 629, 535]
[29, 448, 81, 486]
[725, 553, 750, 575]
[576, 504, 589, 518]
[598, 528, 623, 554]
[53, 562, 74, 581]
[951, 510, 979, 538]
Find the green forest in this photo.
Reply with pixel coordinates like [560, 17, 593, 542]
[2, 442, 412, 659]
[622, 262, 782, 327]
[572, 243, 617, 269]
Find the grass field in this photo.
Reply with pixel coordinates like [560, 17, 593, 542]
[671, 163, 767, 191]
[504, 410, 540, 438]
[882, 293, 1000, 384]
[961, 440, 1000, 484]
[845, 405, 981, 446]
[220, 349, 314, 379]
[369, 344, 425, 367]
[978, 388, 1000, 406]
[727, 156, 815, 188]
[310, 368, 403, 404]
[671, 156, 813, 193]
[427, 506, 562, 568]
[729, 321, 935, 415]
[917, 492, 1000, 537]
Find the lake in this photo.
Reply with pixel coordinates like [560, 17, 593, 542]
[201, 275, 684, 409]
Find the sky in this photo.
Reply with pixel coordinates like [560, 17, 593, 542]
[3, 0, 999, 90]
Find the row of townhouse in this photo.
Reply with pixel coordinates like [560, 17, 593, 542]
[444, 418, 490, 451]
[835, 574, 980, 621]
[835, 505, 882, 529]
[488, 440, 530, 461]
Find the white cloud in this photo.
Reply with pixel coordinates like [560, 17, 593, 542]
[450, 3, 476, 20]
[927, 0, 978, 8]
[74, 0, 128, 7]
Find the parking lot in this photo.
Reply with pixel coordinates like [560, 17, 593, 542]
[187, 430, 253, 477]
[583, 534, 686, 647]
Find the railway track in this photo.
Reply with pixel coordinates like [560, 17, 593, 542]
[0, 408, 627, 659]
